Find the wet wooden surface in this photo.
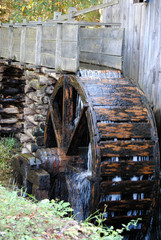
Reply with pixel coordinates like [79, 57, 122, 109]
[43, 72, 160, 238]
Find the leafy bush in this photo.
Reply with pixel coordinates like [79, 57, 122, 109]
[0, 137, 20, 184]
[8, 0, 103, 23]
[0, 183, 140, 240]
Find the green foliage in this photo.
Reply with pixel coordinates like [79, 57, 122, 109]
[0, 138, 141, 239]
[0, 183, 141, 240]
[0, 0, 13, 22]
[0, 137, 21, 184]
[8, 0, 103, 23]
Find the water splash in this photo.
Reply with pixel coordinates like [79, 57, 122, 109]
[79, 69, 122, 79]
[67, 171, 92, 221]
[74, 94, 83, 126]
[67, 143, 92, 221]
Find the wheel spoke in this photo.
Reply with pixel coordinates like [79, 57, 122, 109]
[62, 76, 74, 148]
[48, 98, 62, 148]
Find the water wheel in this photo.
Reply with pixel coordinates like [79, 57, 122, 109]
[36, 69, 159, 239]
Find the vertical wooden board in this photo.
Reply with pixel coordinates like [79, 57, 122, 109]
[61, 57, 78, 72]
[147, 1, 156, 103]
[62, 24, 79, 42]
[80, 28, 102, 39]
[102, 0, 112, 22]
[101, 54, 122, 70]
[132, 5, 141, 81]
[41, 40, 56, 55]
[40, 54, 55, 68]
[24, 27, 37, 64]
[80, 38, 102, 53]
[12, 28, 21, 61]
[41, 25, 57, 40]
[40, 25, 57, 68]
[0, 27, 9, 58]
[138, 4, 146, 89]
[128, 4, 135, 79]
[102, 38, 123, 56]
[61, 41, 79, 59]
[142, 4, 151, 97]
[102, 28, 124, 39]
[61, 25, 79, 72]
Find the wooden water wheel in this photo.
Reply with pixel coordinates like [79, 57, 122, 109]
[36, 70, 160, 239]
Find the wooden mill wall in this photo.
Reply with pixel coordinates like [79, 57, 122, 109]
[103, 0, 161, 148]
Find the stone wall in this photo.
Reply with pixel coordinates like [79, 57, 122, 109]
[0, 61, 60, 154]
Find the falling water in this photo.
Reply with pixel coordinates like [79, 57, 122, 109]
[78, 69, 122, 79]
[74, 94, 83, 126]
[67, 143, 92, 221]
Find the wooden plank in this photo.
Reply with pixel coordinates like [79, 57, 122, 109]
[85, 84, 140, 96]
[98, 122, 151, 139]
[81, 78, 131, 86]
[98, 199, 151, 212]
[61, 0, 119, 20]
[91, 96, 142, 106]
[100, 140, 154, 157]
[94, 106, 149, 122]
[62, 77, 74, 148]
[73, 1, 119, 17]
[80, 27, 123, 40]
[49, 102, 62, 145]
[100, 180, 154, 194]
[100, 161, 155, 177]
[80, 52, 122, 70]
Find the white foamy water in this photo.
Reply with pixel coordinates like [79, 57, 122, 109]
[74, 94, 83, 126]
[79, 69, 122, 79]
[67, 143, 93, 221]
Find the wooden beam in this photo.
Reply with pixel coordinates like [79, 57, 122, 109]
[61, 0, 119, 20]
[73, 0, 119, 17]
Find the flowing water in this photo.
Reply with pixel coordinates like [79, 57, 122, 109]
[67, 143, 92, 221]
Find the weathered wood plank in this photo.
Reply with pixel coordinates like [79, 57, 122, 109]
[91, 96, 142, 106]
[85, 84, 139, 95]
[98, 122, 151, 139]
[81, 78, 132, 86]
[80, 38, 123, 56]
[80, 52, 122, 70]
[61, 0, 119, 20]
[94, 106, 149, 122]
[62, 77, 74, 148]
[98, 199, 151, 212]
[100, 161, 155, 177]
[100, 180, 154, 194]
[100, 140, 154, 157]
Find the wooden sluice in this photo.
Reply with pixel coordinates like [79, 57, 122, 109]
[13, 68, 160, 239]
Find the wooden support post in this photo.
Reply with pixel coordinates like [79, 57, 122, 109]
[35, 18, 42, 66]
[8, 20, 13, 60]
[55, 23, 62, 71]
[54, 12, 62, 20]
[68, 7, 77, 21]
[20, 19, 27, 64]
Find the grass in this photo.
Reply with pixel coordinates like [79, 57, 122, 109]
[0, 137, 139, 240]
[0, 184, 133, 240]
[0, 137, 21, 186]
